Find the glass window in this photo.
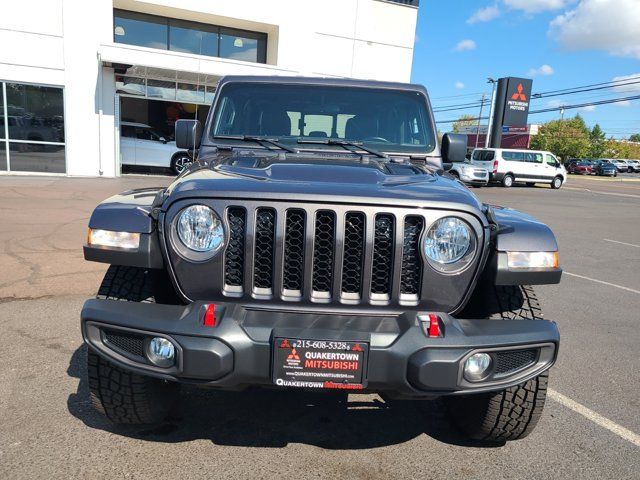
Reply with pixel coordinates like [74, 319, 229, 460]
[0, 145, 6, 171]
[176, 83, 205, 103]
[502, 151, 524, 161]
[526, 152, 543, 163]
[210, 83, 436, 154]
[116, 76, 146, 96]
[0, 85, 4, 139]
[114, 10, 167, 50]
[5, 83, 65, 142]
[546, 154, 557, 166]
[484, 150, 495, 160]
[219, 28, 266, 63]
[169, 23, 218, 57]
[8, 142, 65, 173]
[121, 125, 136, 138]
[147, 79, 176, 100]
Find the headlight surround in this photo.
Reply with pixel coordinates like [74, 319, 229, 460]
[423, 216, 476, 273]
[176, 205, 224, 254]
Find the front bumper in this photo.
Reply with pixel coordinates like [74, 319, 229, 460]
[81, 299, 559, 398]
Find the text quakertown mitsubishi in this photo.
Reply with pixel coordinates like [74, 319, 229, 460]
[81, 76, 561, 443]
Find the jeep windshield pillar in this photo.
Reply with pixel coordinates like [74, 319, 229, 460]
[81, 76, 561, 443]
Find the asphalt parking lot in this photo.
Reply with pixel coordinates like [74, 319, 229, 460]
[0, 174, 638, 479]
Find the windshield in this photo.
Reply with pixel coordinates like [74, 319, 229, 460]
[209, 82, 435, 154]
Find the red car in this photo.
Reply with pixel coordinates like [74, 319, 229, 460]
[567, 160, 593, 175]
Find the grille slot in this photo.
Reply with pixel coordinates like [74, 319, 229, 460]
[400, 216, 424, 296]
[103, 329, 145, 358]
[341, 212, 366, 296]
[225, 207, 246, 288]
[283, 209, 306, 293]
[371, 214, 394, 297]
[312, 210, 336, 295]
[253, 208, 276, 291]
[494, 349, 538, 376]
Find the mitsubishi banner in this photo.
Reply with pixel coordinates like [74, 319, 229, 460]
[503, 77, 533, 127]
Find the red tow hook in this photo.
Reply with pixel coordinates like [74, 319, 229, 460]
[418, 313, 443, 338]
[203, 304, 217, 327]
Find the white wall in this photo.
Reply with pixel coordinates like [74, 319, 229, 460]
[1, 0, 418, 177]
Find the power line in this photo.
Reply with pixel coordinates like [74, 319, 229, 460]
[432, 76, 640, 113]
[434, 94, 640, 124]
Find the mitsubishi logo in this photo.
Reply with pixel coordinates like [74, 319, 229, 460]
[287, 348, 300, 361]
[511, 83, 527, 101]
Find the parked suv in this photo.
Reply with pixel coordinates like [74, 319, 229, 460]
[120, 122, 192, 175]
[448, 161, 489, 186]
[470, 148, 566, 188]
[82, 76, 561, 443]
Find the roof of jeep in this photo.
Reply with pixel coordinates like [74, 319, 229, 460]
[216, 75, 429, 95]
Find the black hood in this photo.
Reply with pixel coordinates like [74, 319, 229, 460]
[163, 153, 484, 215]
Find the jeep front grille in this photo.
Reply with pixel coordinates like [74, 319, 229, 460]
[221, 205, 427, 305]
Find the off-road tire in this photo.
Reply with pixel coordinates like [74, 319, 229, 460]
[445, 285, 548, 442]
[88, 265, 180, 425]
[88, 350, 178, 425]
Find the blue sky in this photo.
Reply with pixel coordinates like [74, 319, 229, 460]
[410, 0, 640, 138]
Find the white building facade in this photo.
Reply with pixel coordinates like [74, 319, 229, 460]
[0, 0, 419, 177]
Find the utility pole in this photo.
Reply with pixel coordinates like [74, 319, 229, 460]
[475, 93, 486, 148]
[485, 78, 498, 148]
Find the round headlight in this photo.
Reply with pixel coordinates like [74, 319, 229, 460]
[177, 205, 224, 253]
[424, 217, 476, 272]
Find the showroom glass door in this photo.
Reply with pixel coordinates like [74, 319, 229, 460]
[0, 81, 66, 174]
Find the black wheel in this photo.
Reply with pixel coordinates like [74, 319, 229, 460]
[88, 265, 181, 425]
[551, 176, 563, 189]
[171, 152, 192, 175]
[444, 285, 548, 442]
[502, 174, 514, 188]
[614, 172, 618, 177]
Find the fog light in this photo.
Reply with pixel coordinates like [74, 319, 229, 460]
[464, 352, 492, 382]
[146, 337, 175, 367]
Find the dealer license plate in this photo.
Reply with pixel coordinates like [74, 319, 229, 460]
[272, 338, 368, 390]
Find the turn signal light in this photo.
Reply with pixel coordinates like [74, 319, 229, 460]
[204, 304, 216, 327]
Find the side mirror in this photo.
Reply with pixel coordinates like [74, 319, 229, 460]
[175, 119, 202, 150]
[159, 136, 167, 144]
[441, 133, 468, 163]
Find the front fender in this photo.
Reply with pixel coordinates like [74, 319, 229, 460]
[83, 188, 165, 268]
[487, 206, 562, 285]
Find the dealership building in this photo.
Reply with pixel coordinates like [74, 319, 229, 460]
[0, 0, 419, 177]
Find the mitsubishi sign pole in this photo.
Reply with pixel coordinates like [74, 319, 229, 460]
[488, 77, 533, 148]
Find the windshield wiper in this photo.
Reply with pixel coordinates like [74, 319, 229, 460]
[297, 139, 388, 159]
[213, 135, 298, 154]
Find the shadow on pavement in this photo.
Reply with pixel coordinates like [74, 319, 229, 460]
[67, 345, 503, 449]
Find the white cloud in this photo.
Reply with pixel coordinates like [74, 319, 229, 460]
[527, 64, 554, 76]
[611, 73, 640, 93]
[467, 5, 501, 23]
[455, 81, 465, 89]
[504, 0, 573, 14]
[580, 105, 596, 112]
[549, 0, 640, 59]
[454, 39, 477, 51]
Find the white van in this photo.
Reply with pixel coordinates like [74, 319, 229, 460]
[470, 148, 567, 189]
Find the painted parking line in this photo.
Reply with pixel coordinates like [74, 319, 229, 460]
[548, 389, 640, 448]
[564, 272, 640, 295]
[563, 186, 640, 199]
[604, 238, 640, 248]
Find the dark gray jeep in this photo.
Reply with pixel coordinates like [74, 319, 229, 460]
[81, 76, 561, 443]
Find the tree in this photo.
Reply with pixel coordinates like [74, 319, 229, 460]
[629, 133, 640, 143]
[589, 123, 606, 158]
[530, 115, 591, 161]
[452, 114, 478, 133]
